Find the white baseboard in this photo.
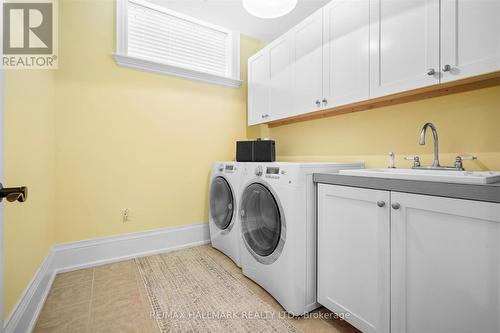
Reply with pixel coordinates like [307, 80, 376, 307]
[3, 253, 55, 333]
[4, 222, 210, 333]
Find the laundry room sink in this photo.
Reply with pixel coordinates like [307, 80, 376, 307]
[338, 168, 500, 184]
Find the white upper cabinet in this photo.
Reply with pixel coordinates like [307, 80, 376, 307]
[247, 49, 269, 126]
[292, 10, 324, 116]
[440, 0, 500, 82]
[247, 0, 500, 125]
[370, 0, 440, 97]
[323, 0, 370, 107]
[391, 192, 500, 333]
[269, 34, 294, 121]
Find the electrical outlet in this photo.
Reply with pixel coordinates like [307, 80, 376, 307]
[122, 208, 130, 223]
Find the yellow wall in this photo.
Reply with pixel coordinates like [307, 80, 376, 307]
[4, 70, 56, 318]
[3, 0, 266, 319]
[53, 0, 266, 243]
[266, 86, 500, 171]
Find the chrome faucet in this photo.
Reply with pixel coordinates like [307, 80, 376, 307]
[410, 122, 478, 171]
[419, 122, 440, 167]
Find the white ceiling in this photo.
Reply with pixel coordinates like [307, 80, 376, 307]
[148, 0, 330, 42]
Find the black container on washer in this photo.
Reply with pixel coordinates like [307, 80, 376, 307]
[236, 139, 276, 162]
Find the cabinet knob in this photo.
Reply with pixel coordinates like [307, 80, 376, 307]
[442, 64, 452, 72]
[315, 100, 321, 107]
[427, 68, 436, 76]
[261, 114, 269, 119]
[377, 201, 386, 208]
[391, 202, 401, 210]
[322, 98, 328, 106]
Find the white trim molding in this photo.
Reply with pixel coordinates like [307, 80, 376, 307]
[113, 54, 242, 88]
[3, 253, 55, 333]
[114, 0, 242, 88]
[4, 222, 210, 333]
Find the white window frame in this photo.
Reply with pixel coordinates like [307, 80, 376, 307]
[114, 0, 242, 88]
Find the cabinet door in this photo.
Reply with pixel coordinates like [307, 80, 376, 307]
[323, 0, 370, 108]
[317, 184, 390, 333]
[441, 0, 500, 82]
[268, 34, 294, 122]
[247, 49, 269, 126]
[391, 192, 500, 333]
[369, 0, 440, 97]
[292, 9, 324, 116]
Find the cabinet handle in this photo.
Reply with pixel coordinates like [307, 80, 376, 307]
[315, 100, 321, 107]
[442, 64, 452, 72]
[391, 202, 401, 210]
[427, 68, 436, 76]
[377, 201, 385, 208]
[322, 98, 328, 106]
[261, 114, 269, 119]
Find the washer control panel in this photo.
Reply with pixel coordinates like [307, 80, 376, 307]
[265, 166, 286, 179]
[219, 164, 236, 173]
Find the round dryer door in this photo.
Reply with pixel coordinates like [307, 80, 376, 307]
[209, 176, 234, 230]
[240, 183, 285, 264]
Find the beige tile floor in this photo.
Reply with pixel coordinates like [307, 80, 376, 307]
[34, 245, 360, 333]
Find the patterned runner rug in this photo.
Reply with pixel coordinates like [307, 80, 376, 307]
[135, 247, 300, 333]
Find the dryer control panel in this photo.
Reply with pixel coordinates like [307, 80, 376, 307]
[250, 165, 299, 186]
[265, 167, 286, 179]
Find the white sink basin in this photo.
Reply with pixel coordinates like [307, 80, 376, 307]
[339, 168, 500, 184]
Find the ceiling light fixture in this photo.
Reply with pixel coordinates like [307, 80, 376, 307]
[242, 0, 298, 19]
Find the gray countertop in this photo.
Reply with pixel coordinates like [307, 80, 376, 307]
[314, 173, 500, 203]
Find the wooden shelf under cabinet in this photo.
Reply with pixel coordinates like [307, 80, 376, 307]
[268, 71, 500, 128]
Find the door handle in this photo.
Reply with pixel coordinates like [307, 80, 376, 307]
[0, 183, 28, 203]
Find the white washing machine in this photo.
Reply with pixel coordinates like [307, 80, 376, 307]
[239, 161, 364, 315]
[208, 161, 243, 267]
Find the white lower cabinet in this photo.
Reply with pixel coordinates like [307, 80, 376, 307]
[318, 184, 500, 333]
[317, 184, 390, 333]
[391, 192, 500, 333]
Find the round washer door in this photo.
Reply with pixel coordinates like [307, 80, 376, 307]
[240, 183, 285, 264]
[209, 176, 234, 230]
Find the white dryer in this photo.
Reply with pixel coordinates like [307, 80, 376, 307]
[209, 161, 243, 267]
[239, 162, 364, 315]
